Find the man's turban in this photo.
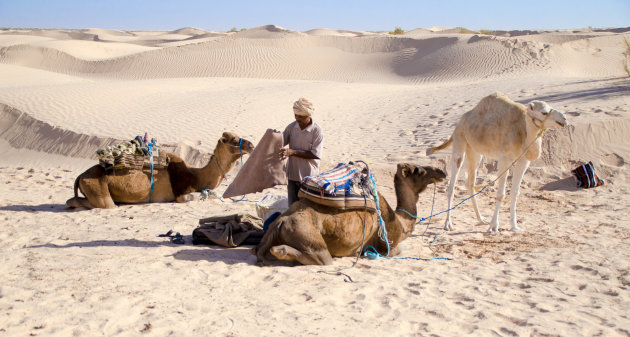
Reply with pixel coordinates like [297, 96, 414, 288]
[293, 98, 314, 117]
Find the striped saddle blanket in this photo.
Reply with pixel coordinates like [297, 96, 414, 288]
[572, 161, 604, 188]
[298, 162, 377, 210]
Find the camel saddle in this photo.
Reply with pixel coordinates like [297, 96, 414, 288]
[96, 136, 169, 171]
[298, 162, 377, 211]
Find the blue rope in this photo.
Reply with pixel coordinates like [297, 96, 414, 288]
[230, 137, 260, 203]
[368, 172, 390, 257]
[363, 246, 453, 261]
[147, 140, 156, 203]
[398, 186, 488, 225]
[201, 138, 260, 204]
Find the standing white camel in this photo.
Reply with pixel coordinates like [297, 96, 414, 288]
[426, 92, 568, 232]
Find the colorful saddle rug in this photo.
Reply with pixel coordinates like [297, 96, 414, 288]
[298, 162, 377, 210]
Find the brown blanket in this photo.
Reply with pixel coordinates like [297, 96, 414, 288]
[193, 213, 264, 247]
[223, 129, 287, 198]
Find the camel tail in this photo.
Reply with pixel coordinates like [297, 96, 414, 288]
[73, 173, 82, 198]
[426, 135, 453, 155]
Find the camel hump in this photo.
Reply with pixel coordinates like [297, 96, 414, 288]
[426, 136, 453, 155]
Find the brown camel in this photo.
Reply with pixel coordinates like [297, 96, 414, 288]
[252, 163, 446, 265]
[66, 132, 254, 209]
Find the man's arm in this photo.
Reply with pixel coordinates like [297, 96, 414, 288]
[279, 148, 319, 160]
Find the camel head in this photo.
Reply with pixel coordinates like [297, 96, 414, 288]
[395, 163, 446, 195]
[215, 131, 255, 157]
[527, 100, 568, 129]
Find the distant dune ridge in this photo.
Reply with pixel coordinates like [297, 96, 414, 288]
[0, 25, 629, 336]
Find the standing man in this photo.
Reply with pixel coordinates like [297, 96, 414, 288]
[279, 98, 324, 205]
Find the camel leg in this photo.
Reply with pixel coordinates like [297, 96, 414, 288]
[78, 180, 117, 209]
[444, 145, 466, 231]
[270, 245, 333, 265]
[488, 160, 510, 233]
[507, 159, 530, 232]
[466, 151, 486, 225]
[66, 197, 95, 209]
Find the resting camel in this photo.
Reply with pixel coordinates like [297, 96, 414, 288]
[426, 92, 568, 232]
[66, 132, 254, 209]
[252, 163, 446, 265]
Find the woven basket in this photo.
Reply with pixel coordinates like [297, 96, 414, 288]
[113, 153, 145, 170]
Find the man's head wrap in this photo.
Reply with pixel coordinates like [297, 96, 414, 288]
[293, 98, 314, 117]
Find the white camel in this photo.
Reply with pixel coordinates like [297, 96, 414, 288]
[426, 92, 568, 232]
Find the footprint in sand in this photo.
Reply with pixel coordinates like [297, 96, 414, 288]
[601, 153, 624, 167]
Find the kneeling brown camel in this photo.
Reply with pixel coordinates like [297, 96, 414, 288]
[252, 163, 446, 265]
[66, 132, 254, 209]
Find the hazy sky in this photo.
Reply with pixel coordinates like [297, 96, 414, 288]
[1, 0, 628, 32]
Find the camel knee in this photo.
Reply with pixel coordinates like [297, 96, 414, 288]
[65, 197, 92, 210]
[270, 245, 331, 265]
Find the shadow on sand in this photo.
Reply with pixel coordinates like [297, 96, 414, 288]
[0, 203, 68, 213]
[27, 236, 255, 265]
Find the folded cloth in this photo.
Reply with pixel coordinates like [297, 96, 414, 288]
[193, 213, 264, 247]
[222, 129, 287, 198]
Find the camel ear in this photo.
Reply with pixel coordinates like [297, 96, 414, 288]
[414, 166, 426, 176]
[220, 132, 230, 143]
[401, 167, 410, 178]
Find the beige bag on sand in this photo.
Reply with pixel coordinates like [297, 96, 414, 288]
[222, 129, 287, 198]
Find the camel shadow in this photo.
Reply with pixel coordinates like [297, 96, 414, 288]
[28, 237, 189, 249]
[0, 203, 68, 213]
[540, 177, 579, 192]
[28, 236, 255, 265]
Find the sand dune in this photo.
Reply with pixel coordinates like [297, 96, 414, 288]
[3, 27, 626, 82]
[1, 25, 629, 336]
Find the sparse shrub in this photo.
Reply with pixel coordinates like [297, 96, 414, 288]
[228, 27, 238, 33]
[479, 29, 491, 35]
[389, 27, 404, 35]
[456, 27, 478, 34]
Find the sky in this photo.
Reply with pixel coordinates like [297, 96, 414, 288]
[0, 0, 628, 32]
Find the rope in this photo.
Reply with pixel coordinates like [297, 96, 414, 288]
[147, 140, 156, 203]
[393, 115, 550, 239]
[229, 137, 260, 203]
[202, 138, 260, 204]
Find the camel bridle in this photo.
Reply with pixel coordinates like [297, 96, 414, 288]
[213, 138, 246, 175]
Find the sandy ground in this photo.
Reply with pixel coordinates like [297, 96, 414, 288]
[1, 25, 629, 336]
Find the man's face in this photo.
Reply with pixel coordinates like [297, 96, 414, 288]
[294, 114, 311, 128]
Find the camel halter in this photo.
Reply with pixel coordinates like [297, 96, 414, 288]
[212, 138, 244, 176]
[397, 111, 553, 231]
[530, 111, 551, 134]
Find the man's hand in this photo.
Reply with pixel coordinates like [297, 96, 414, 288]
[278, 148, 293, 160]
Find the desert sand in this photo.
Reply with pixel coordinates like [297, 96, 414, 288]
[1, 25, 629, 336]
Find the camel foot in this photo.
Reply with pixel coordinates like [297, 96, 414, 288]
[66, 197, 89, 210]
[443, 221, 454, 231]
[486, 226, 500, 233]
[510, 226, 523, 232]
